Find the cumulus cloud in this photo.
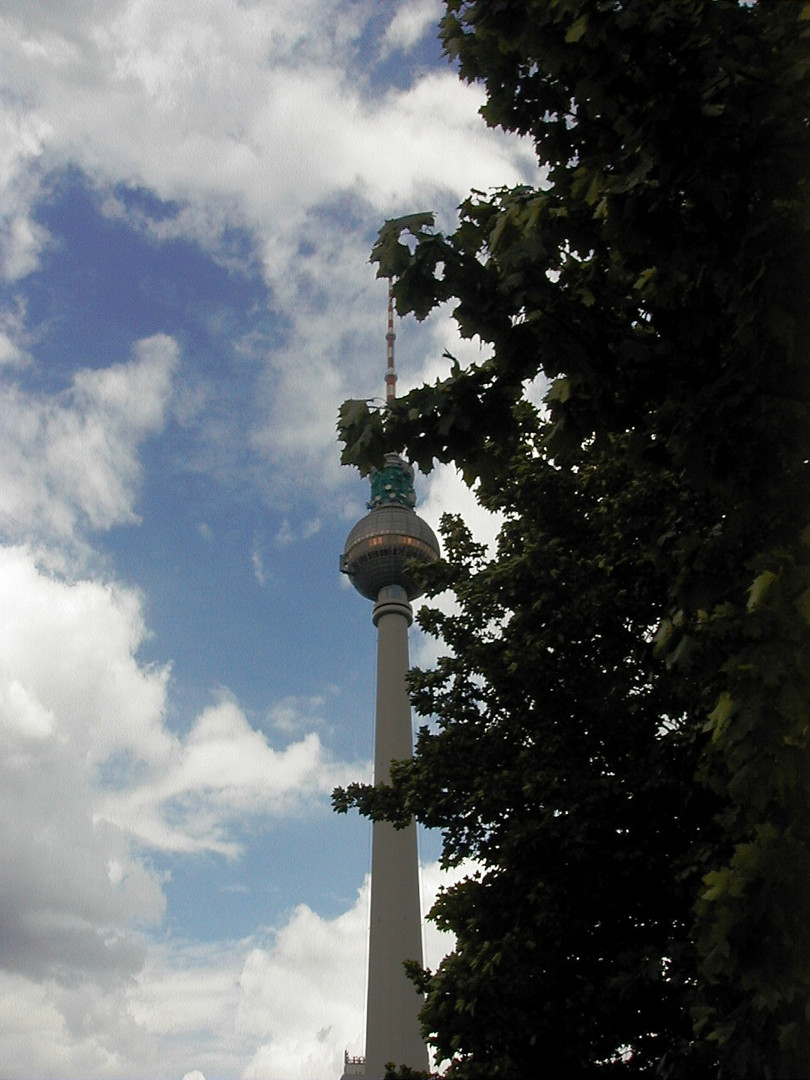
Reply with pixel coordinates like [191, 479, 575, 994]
[0, 334, 178, 544]
[238, 893, 368, 1080]
[98, 697, 362, 857]
[0, 3, 528, 1075]
[382, 0, 442, 56]
[236, 860, 465, 1080]
[0, 500, 361, 867]
[0, 544, 171, 764]
[0, 970, 142, 1080]
[267, 693, 329, 735]
[0, 299, 32, 369]
[0, 857, 466, 1079]
[0, 102, 51, 282]
[0, 0, 531, 231]
[0, 0, 535, 499]
[0, 538, 374, 1074]
[0, 545, 168, 986]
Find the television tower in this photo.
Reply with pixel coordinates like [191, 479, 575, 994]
[340, 283, 439, 1079]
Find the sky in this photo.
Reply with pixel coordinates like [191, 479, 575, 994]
[0, 2, 537, 1077]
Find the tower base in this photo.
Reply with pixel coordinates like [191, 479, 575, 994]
[341, 1050, 366, 1079]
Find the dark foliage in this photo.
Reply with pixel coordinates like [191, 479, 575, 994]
[336, 3, 810, 1076]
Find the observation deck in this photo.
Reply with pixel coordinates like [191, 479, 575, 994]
[341, 455, 440, 601]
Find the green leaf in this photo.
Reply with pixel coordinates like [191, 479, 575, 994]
[747, 570, 778, 613]
[633, 267, 658, 292]
[706, 692, 736, 742]
[565, 14, 588, 43]
[544, 377, 571, 404]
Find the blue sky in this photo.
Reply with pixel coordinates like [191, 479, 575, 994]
[0, 2, 535, 1077]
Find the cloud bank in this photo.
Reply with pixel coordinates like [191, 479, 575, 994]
[0, 0, 530, 1075]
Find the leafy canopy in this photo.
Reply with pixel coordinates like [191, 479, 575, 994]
[337, 2, 810, 1077]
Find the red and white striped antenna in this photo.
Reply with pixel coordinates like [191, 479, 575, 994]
[385, 278, 397, 403]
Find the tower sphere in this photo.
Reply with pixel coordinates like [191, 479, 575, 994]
[341, 454, 439, 601]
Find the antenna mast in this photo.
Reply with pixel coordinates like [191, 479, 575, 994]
[385, 279, 397, 403]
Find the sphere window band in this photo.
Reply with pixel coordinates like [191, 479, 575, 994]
[341, 525, 439, 602]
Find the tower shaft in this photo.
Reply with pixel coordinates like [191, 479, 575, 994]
[340, 288, 438, 1080]
[364, 585, 428, 1080]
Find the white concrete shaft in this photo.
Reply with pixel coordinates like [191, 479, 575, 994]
[364, 587, 428, 1080]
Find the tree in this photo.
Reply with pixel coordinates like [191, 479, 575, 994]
[336, 2, 810, 1076]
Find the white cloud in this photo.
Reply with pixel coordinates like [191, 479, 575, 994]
[0, 102, 51, 282]
[0, 674, 465, 1080]
[0, 537, 377, 1076]
[238, 893, 368, 1080]
[267, 693, 328, 735]
[0, 299, 31, 368]
[236, 858, 466, 1080]
[0, 544, 171, 767]
[0, 972, 137, 1080]
[0, 5, 529, 1075]
[1, 0, 531, 224]
[0, 537, 365, 975]
[98, 698, 363, 857]
[0, 546, 168, 988]
[3, 861, 455, 1080]
[251, 537, 269, 585]
[419, 463, 502, 558]
[0, 334, 178, 545]
[383, 0, 442, 56]
[0, 0, 536, 501]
